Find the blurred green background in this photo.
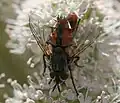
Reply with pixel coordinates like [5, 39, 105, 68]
[0, 0, 29, 102]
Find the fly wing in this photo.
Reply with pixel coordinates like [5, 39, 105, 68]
[70, 3, 101, 58]
[29, 12, 52, 54]
[72, 20, 102, 58]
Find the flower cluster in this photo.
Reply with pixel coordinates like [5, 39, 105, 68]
[4, 74, 120, 103]
[3, 0, 120, 103]
[0, 73, 5, 89]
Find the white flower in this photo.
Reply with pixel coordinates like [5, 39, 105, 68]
[24, 98, 35, 103]
[78, 92, 92, 103]
[4, 0, 120, 103]
[5, 98, 23, 103]
[0, 73, 6, 88]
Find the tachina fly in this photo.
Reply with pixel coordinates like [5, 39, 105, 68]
[29, 9, 101, 96]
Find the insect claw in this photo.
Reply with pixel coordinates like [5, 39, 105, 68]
[74, 62, 84, 68]
[73, 56, 84, 68]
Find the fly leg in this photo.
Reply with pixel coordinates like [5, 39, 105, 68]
[68, 65, 79, 96]
[57, 84, 61, 92]
[48, 78, 53, 84]
[52, 84, 57, 92]
[74, 56, 84, 68]
[42, 54, 47, 76]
